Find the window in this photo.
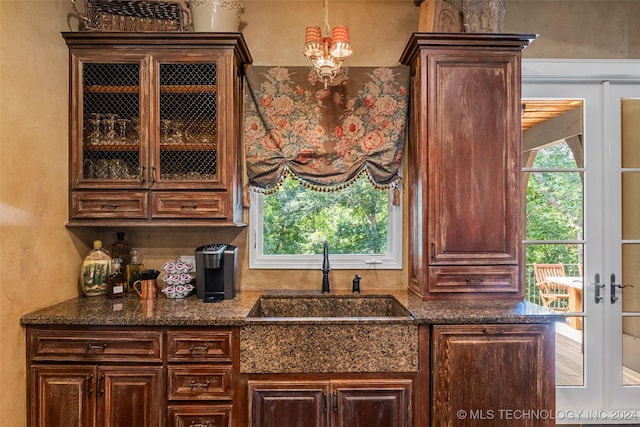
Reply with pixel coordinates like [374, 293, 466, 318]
[249, 174, 402, 269]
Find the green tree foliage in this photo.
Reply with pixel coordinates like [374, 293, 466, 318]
[263, 174, 389, 255]
[526, 142, 582, 266]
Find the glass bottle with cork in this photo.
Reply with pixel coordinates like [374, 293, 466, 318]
[107, 258, 126, 298]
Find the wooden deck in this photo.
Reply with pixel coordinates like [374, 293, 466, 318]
[556, 325, 640, 386]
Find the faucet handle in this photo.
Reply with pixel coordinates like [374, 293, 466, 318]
[352, 274, 361, 293]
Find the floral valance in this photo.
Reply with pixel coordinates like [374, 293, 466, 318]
[243, 66, 409, 193]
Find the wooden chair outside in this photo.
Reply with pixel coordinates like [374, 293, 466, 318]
[534, 263, 571, 311]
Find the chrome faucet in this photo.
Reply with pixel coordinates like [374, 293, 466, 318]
[321, 240, 330, 293]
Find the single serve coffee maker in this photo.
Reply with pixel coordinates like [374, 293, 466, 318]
[194, 244, 238, 303]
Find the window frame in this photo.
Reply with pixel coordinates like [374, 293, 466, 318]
[248, 186, 403, 270]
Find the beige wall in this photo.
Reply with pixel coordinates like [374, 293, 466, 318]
[2, 1, 639, 425]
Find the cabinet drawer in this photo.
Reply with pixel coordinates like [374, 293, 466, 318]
[71, 191, 148, 219]
[151, 192, 227, 219]
[167, 331, 234, 363]
[428, 265, 519, 295]
[167, 404, 232, 427]
[28, 329, 163, 363]
[168, 366, 233, 400]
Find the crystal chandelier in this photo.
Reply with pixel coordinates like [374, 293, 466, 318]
[303, 0, 353, 88]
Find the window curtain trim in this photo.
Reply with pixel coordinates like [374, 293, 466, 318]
[248, 166, 402, 194]
[243, 65, 409, 193]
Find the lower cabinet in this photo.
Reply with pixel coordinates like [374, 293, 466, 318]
[30, 364, 164, 427]
[247, 379, 413, 427]
[165, 330, 239, 427]
[26, 322, 555, 427]
[431, 323, 555, 427]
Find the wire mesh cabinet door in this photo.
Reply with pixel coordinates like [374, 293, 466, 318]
[64, 32, 252, 225]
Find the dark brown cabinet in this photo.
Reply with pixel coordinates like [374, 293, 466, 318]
[26, 326, 240, 427]
[248, 381, 328, 427]
[431, 324, 555, 427]
[400, 34, 535, 300]
[62, 33, 251, 226]
[27, 328, 164, 427]
[31, 365, 163, 427]
[166, 330, 238, 427]
[248, 379, 412, 427]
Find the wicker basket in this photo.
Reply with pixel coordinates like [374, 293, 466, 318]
[71, 0, 190, 31]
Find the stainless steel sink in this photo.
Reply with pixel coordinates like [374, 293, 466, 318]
[247, 293, 413, 320]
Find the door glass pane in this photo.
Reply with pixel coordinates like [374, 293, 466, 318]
[622, 316, 640, 386]
[525, 244, 584, 386]
[82, 62, 141, 181]
[158, 62, 218, 182]
[622, 173, 640, 240]
[621, 99, 640, 168]
[556, 324, 584, 386]
[621, 99, 640, 386]
[525, 170, 584, 241]
[622, 244, 640, 313]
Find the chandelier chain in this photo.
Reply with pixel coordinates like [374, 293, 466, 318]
[323, 0, 331, 36]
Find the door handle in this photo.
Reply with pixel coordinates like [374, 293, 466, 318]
[593, 273, 605, 303]
[610, 273, 623, 304]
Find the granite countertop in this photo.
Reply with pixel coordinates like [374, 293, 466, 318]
[20, 289, 563, 327]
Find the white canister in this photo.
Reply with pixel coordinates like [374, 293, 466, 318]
[190, 0, 243, 32]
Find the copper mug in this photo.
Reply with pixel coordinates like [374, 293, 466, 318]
[133, 279, 158, 299]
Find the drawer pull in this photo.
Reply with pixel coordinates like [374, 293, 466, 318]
[465, 277, 485, 283]
[86, 343, 108, 352]
[181, 203, 198, 210]
[190, 422, 210, 427]
[189, 344, 210, 354]
[189, 380, 210, 390]
[101, 203, 119, 210]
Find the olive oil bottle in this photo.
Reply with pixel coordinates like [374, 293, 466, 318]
[126, 248, 144, 292]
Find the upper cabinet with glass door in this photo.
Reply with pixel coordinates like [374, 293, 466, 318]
[63, 33, 252, 226]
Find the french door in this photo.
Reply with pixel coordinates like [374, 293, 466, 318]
[522, 60, 640, 424]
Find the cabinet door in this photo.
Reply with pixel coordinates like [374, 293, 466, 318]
[97, 366, 164, 427]
[248, 381, 329, 427]
[71, 52, 148, 189]
[431, 324, 555, 427]
[30, 365, 96, 427]
[151, 53, 227, 191]
[332, 380, 412, 427]
[427, 50, 521, 267]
